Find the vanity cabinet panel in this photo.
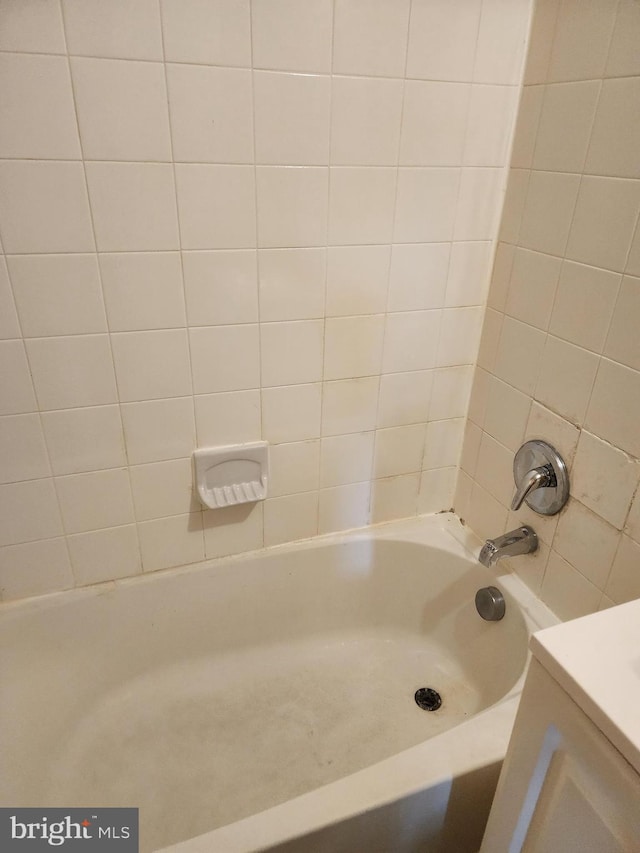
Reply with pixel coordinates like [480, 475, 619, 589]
[480, 659, 640, 852]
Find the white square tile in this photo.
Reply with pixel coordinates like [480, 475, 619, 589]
[111, 329, 192, 402]
[422, 419, 464, 470]
[203, 502, 263, 559]
[0, 161, 94, 254]
[550, 261, 620, 353]
[400, 81, 470, 167]
[566, 176, 640, 273]
[320, 432, 374, 487]
[488, 242, 516, 313]
[467, 365, 489, 426]
[586, 78, 640, 180]
[454, 168, 503, 241]
[535, 335, 600, 425]
[194, 390, 261, 446]
[627, 220, 640, 277]
[605, 275, 640, 371]
[324, 315, 384, 381]
[388, 243, 450, 312]
[42, 405, 126, 476]
[256, 167, 328, 249]
[554, 500, 621, 589]
[261, 320, 323, 387]
[465, 481, 508, 544]
[417, 467, 457, 514]
[455, 469, 473, 520]
[332, 0, 411, 77]
[321, 377, 379, 436]
[62, 0, 163, 60]
[138, 512, 204, 572]
[505, 248, 562, 331]
[626, 488, 640, 544]
[56, 468, 134, 534]
[464, 85, 518, 167]
[262, 383, 321, 443]
[269, 440, 320, 497]
[572, 430, 640, 529]
[476, 307, 503, 372]
[8, 254, 106, 338]
[383, 311, 440, 373]
[0, 258, 19, 340]
[189, 325, 260, 393]
[473, 0, 530, 84]
[328, 167, 396, 246]
[68, 524, 141, 586]
[183, 250, 258, 326]
[430, 365, 473, 421]
[331, 76, 403, 166]
[26, 335, 117, 411]
[175, 164, 256, 250]
[167, 64, 253, 164]
[122, 398, 196, 466]
[0, 538, 71, 600]
[378, 370, 433, 428]
[254, 71, 330, 166]
[493, 316, 546, 396]
[519, 170, 581, 257]
[547, 0, 619, 83]
[147, 416, 200, 486]
[100, 252, 186, 332]
[0, 413, 50, 484]
[460, 419, 482, 476]
[319, 482, 371, 534]
[264, 491, 318, 546]
[437, 307, 483, 367]
[510, 85, 544, 169]
[605, 535, 640, 605]
[445, 241, 491, 307]
[0, 479, 62, 546]
[483, 376, 531, 452]
[525, 402, 581, 470]
[86, 163, 179, 252]
[0, 54, 80, 159]
[0, 0, 65, 53]
[251, 0, 333, 73]
[161, 0, 251, 66]
[325, 246, 390, 316]
[406, 0, 482, 82]
[258, 248, 325, 321]
[370, 473, 420, 523]
[394, 168, 460, 244]
[498, 168, 530, 245]
[71, 58, 170, 162]
[523, 0, 560, 85]
[475, 432, 514, 505]
[586, 358, 640, 459]
[605, 0, 640, 77]
[374, 424, 426, 478]
[540, 550, 600, 621]
[533, 81, 600, 173]
[130, 458, 197, 521]
[0, 341, 36, 415]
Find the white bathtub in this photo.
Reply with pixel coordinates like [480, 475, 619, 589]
[0, 513, 556, 852]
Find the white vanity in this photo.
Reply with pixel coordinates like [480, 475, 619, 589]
[480, 599, 640, 851]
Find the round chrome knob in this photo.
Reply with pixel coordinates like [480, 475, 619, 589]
[475, 586, 505, 621]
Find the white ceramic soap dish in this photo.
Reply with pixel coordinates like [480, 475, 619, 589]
[193, 442, 268, 509]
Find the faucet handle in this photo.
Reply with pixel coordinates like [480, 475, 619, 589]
[512, 440, 569, 516]
[511, 465, 553, 511]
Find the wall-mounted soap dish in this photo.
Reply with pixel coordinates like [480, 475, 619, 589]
[193, 442, 268, 510]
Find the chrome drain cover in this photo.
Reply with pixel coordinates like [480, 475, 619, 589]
[414, 687, 442, 711]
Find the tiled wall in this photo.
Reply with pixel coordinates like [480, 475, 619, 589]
[0, 0, 530, 600]
[457, 0, 640, 622]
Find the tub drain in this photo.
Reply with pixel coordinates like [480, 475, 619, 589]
[414, 687, 442, 711]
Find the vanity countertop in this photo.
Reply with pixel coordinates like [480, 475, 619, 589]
[530, 598, 640, 776]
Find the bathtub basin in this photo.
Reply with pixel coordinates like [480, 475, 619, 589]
[0, 513, 556, 852]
